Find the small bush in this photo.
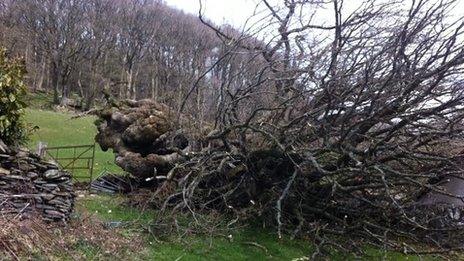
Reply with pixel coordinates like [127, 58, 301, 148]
[0, 48, 27, 145]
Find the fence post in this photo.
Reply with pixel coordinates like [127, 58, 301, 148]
[90, 143, 96, 183]
[36, 141, 47, 157]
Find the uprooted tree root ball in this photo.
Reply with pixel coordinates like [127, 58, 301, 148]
[95, 99, 193, 180]
[94, 97, 464, 255]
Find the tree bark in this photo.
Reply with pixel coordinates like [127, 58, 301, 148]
[50, 61, 60, 104]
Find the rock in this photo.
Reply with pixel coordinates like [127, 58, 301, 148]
[15, 150, 28, 158]
[0, 139, 7, 153]
[52, 191, 72, 197]
[19, 162, 36, 171]
[0, 167, 10, 175]
[4, 175, 29, 181]
[44, 169, 62, 180]
[27, 172, 38, 179]
[0, 142, 75, 221]
[44, 209, 65, 219]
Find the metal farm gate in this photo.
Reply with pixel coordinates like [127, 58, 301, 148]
[40, 143, 96, 182]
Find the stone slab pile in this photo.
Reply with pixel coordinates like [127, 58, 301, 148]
[0, 139, 74, 221]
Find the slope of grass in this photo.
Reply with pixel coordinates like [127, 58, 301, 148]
[25, 108, 121, 178]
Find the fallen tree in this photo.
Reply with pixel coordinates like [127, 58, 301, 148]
[95, 96, 464, 253]
[94, 0, 464, 257]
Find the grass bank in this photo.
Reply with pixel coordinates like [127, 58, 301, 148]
[25, 108, 121, 178]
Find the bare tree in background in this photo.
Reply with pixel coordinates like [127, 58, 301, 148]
[0, 0, 247, 109]
[12, 0, 87, 104]
[115, 0, 157, 100]
[76, 0, 115, 110]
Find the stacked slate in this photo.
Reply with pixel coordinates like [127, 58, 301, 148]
[91, 173, 140, 194]
[0, 139, 74, 221]
[90, 173, 158, 194]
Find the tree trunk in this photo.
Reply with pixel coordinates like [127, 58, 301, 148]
[151, 63, 159, 101]
[131, 69, 138, 100]
[85, 69, 97, 111]
[126, 67, 138, 100]
[36, 58, 46, 91]
[119, 67, 125, 99]
[126, 68, 133, 99]
[60, 75, 68, 103]
[50, 62, 60, 104]
[77, 71, 85, 98]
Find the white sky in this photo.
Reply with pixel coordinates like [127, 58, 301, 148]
[165, 0, 259, 27]
[165, 0, 464, 27]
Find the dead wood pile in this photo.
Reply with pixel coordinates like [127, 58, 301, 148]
[0, 139, 74, 221]
[95, 99, 464, 253]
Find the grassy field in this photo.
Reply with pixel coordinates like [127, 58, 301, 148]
[25, 108, 121, 179]
[23, 107, 435, 260]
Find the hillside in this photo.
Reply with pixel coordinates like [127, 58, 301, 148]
[25, 108, 120, 178]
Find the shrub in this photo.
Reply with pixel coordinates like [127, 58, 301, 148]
[0, 48, 27, 145]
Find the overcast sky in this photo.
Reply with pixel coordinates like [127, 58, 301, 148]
[165, 0, 259, 27]
[165, 0, 464, 28]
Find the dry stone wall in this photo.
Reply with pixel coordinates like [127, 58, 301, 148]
[0, 139, 74, 221]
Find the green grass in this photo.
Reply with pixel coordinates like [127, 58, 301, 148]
[25, 108, 121, 179]
[79, 194, 314, 260]
[26, 90, 55, 110]
[80, 194, 431, 261]
[24, 106, 438, 260]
